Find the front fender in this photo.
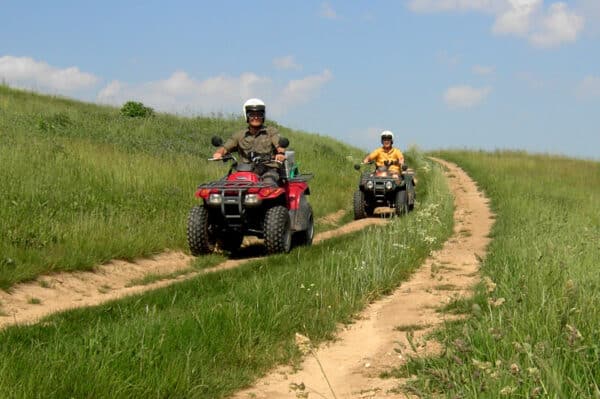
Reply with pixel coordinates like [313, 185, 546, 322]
[289, 195, 312, 231]
[286, 182, 309, 210]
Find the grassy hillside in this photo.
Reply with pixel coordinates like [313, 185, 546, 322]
[0, 86, 455, 398]
[0, 85, 366, 288]
[395, 151, 600, 398]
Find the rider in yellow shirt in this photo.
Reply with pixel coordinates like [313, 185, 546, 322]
[363, 130, 404, 177]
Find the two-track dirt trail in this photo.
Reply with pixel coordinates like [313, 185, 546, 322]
[232, 158, 494, 399]
[0, 158, 493, 398]
[0, 211, 386, 329]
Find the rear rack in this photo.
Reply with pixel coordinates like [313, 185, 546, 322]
[197, 174, 313, 190]
[288, 173, 314, 182]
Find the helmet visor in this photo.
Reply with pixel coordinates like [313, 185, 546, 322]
[381, 135, 393, 141]
[247, 110, 265, 119]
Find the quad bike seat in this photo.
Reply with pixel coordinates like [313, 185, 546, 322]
[236, 163, 254, 172]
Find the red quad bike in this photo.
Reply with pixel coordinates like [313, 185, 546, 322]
[187, 136, 314, 255]
[353, 160, 416, 219]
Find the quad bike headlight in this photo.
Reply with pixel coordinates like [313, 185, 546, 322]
[366, 180, 374, 190]
[385, 181, 394, 190]
[208, 193, 222, 205]
[244, 194, 262, 206]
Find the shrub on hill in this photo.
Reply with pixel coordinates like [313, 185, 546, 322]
[120, 101, 154, 118]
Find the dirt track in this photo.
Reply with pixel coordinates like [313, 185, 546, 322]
[0, 158, 493, 398]
[0, 210, 387, 329]
[231, 158, 494, 398]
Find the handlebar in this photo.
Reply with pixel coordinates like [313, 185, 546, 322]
[250, 154, 272, 163]
[208, 154, 236, 162]
[208, 153, 284, 164]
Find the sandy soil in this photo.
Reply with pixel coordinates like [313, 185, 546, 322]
[231, 158, 494, 399]
[0, 211, 388, 329]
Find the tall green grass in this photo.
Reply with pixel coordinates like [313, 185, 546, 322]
[0, 85, 363, 288]
[395, 151, 600, 398]
[0, 152, 454, 398]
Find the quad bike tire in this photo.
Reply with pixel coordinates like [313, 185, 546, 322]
[294, 204, 314, 246]
[395, 190, 408, 216]
[187, 206, 216, 255]
[264, 205, 292, 254]
[353, 190, 367, 220]
[407, 178, 416, 212]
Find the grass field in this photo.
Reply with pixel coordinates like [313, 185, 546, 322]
[391, 150, 600, 398]
[0, 135, 453, 397]
[1, 85, 366, 288]
[6, 84, 596, 398]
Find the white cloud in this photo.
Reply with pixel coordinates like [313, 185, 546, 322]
[319, 2, 339, 19]
[275, 69, 333, 114]
[0, 55, 98, 91]
[473, 64, 495, 75]
[97, 71, 272, 114]
[444, 85, 492, 108]
[408, 0, 585, 48]
[492, 0, 541, 35]
[97, 69, 333, 118]
[273, 56, 302, 71]
[4, 55, 332, 119]
[97, 80, 122, 99]
[576, 75, 600, 99]
[529, 3, 585, 47]
[408, 0, 505, 13]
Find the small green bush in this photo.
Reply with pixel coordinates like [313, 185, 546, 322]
[37, 112, 72, 132]
[120, 101, 154, 118]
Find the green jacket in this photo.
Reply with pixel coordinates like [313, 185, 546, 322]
[223, 126, 281, 166]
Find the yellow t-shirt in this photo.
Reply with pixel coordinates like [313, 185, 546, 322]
[367, 147, 404, 174]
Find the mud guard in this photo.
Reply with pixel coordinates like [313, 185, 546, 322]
[289, 195, 312, 231]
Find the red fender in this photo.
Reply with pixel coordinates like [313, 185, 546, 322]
[286, 181, 309, 210]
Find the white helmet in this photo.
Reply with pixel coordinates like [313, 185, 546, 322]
[380, 130, 394, 144]
[243, 98, 266, 122]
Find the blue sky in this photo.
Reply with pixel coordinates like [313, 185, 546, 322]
[1, 0, 599, 159]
